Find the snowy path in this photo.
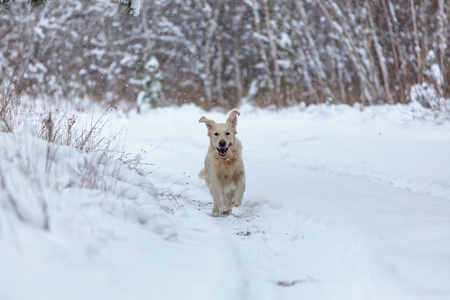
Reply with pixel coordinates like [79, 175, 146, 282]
[118, 105, 450, 300]
[3, 104, 449, 300]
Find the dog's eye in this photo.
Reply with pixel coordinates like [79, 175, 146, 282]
[226, 132, 230, 136]
[214, 132, 219, 136]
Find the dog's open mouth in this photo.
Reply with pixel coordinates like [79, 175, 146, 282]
[217, 147, 228, 157]
[216, 142, 233, 157]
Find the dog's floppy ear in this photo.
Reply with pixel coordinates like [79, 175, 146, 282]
[199, 116, 215, 132]
[227, 110, 240, 131]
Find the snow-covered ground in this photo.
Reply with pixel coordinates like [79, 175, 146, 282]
[1, 103, 450, 300]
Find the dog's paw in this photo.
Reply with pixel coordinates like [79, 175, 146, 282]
[211, 210, 231, 217]
[232, 198, 242, 207]
[221, 210, 231, 215]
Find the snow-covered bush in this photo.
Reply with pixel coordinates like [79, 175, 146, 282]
[0, 94, 159, 233]
[1, 83, 118, 153]
[410, 83, 450, 115]
[409, 53, 449, 120]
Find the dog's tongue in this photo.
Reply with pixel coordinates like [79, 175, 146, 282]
[227, 142, 233, 149]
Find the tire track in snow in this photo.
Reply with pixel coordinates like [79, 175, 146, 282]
[188, 173, 384, 300]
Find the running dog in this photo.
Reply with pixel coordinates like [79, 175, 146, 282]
[199, 110, 245, 215]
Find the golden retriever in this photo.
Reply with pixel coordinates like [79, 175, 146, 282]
[199, 110, 245, 215]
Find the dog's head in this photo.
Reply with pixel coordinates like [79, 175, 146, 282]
[199, 110, 240, 158]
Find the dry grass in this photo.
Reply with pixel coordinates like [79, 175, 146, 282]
[37, 102, 118, 153]
[0, 77, 22, 133]
[0, 83, 162, 232]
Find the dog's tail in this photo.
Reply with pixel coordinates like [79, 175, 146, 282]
[198, 168, 206, 179]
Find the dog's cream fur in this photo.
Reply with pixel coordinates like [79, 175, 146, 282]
[199, 110, 245, 215]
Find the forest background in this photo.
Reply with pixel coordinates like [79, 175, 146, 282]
[0, 0, 448, 110]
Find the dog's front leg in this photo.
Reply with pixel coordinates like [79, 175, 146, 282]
[211, 181, 229, 215]
[232, 173, 245, 207]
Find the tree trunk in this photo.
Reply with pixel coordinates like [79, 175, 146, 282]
[203, 2, 214, 104]
[410, 0, 422, 83]
[293, 31, 318, 104]
[419, 2, 429, 57]
[317, 0, 374, 105]
[295, 1, 331, 103]
[246, 0, 274, 104]
[438, 0, 448, 95]
[140, 0, 153, 54]
[262, 0, 281, 98]
[234, 42, 243, 102]
[380, 0, 403, 100]
[214, 24, 224, 105]
[366, 0, 393, 104]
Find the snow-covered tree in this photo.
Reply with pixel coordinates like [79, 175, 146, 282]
[1, 0, 448, 108]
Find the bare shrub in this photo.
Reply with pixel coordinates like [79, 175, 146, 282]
[0, 91, 156, 232]
[411, 83, 450, 112]
[37, 102, 118, 153]
[0, 75, 21, 133]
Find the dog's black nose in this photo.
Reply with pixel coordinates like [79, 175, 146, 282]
[218, 140, 227, 148]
